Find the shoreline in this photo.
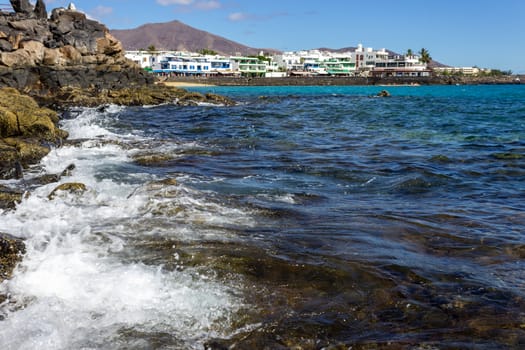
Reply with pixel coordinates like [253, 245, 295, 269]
[162, 75, 523, 87]
[159, 81, 216, 87]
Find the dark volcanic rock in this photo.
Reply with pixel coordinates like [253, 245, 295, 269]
[33, 0, 47, 19]
[9, 0, 33, 14]
[0, 6, 154, 93]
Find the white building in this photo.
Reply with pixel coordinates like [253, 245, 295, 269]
[433, 67, 482, 76]
[125, 44, 432, 78]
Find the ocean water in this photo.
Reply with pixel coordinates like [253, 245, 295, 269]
[1, 85, 525, 349]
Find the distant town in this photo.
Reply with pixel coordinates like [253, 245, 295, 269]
[125, 44, 507, 79]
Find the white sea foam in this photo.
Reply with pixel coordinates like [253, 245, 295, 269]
[0, 107, 245, 349]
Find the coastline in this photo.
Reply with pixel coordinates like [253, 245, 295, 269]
[159, 81, 216, 87]
[163, 75, 523, 87]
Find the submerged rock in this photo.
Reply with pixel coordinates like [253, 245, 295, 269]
[132, 152, 175, 166]
[377, 89, 391, 97]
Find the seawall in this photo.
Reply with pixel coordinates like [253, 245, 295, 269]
[164, 75, 522, 86]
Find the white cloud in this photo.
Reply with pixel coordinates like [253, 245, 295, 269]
[195, 0, 221, 10]
[228, 11, 289, 22]
[156, 0, 194, 5]
[90, 5, 113, 17]
[228, 12, 249, 21]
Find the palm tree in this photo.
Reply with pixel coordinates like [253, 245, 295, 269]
[147, 45, 157, 55]
[419, 48, 432, 65]
[406, 49, 413, 57]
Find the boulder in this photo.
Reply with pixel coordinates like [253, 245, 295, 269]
[7, 18, 38, 32]
[19, 40, 45, 63]
[0, 49, 34, 67]
[34, 0, 47, 19]
[0, 88, 68, 179]
[0, 87, 64, 140]
[0, 39, 13, 52]
[9, 0, 33, 14]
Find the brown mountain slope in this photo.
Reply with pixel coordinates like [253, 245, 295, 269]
[111, 20, 275, 55]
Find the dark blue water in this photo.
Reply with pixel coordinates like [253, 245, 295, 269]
[106, 84, 525, 348]
[2, 85, 525, 349]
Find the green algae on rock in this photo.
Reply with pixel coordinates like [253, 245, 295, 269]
[0, 232, 25, 283]
[0, 88, 68, 179]
[35, 85, 236, 109]
[48, 182, 87, 200]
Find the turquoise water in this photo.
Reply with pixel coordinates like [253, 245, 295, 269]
[1, 85, 524, 348]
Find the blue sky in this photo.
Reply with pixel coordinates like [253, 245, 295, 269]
[44, 0, 525, 73]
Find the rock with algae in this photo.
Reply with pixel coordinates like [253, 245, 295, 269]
[48, 182, 87, 200]
[0, 232, 25, 283]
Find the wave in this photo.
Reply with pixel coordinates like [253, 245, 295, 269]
[0, 106, 248, 349]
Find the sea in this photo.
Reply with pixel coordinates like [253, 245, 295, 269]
[0, 84, 524, 349]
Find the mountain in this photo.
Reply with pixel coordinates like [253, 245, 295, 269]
[111, 20, 447, 67]
[111, 20, 276, 55]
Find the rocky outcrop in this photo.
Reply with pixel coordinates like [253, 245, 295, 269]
[0, 5, 154, 93]
[35, 84, 236, 109]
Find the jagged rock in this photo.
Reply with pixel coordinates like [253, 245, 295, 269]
[0, 5, 154, 92]
[9, 0, 33, 14]
[0, 232, 25, 283]
[34, 0, 47, 19]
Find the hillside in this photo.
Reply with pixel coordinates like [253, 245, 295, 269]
[111, 20, 275, 55]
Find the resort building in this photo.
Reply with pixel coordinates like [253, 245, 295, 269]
[149, 53, 234, 76]
[125, 43, 432, 78]
[432, 66, 482, 76]
[370, 53, 430, 77]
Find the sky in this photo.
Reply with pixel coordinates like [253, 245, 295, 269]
[42, 0, 525, 73]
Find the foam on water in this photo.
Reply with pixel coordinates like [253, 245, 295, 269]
[0, 107, 245, 349]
